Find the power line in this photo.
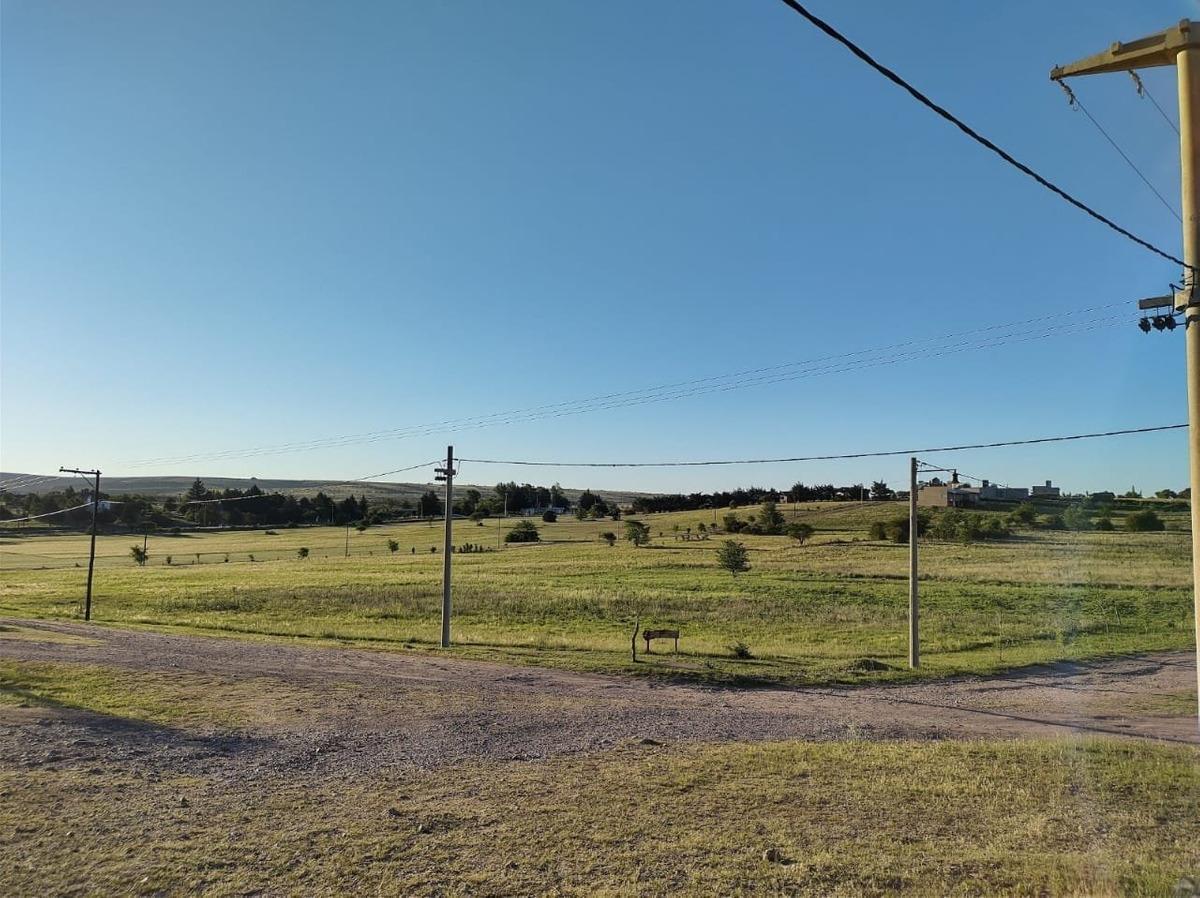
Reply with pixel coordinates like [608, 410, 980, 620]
[1130, 71, 1180, 137]
[917, 460, 1009, 488]
[180, 459, 441, 505]
[0, 502, 95, 524]
[773, 0, 1190, 271]
[119, 307, 1133, 469]
[1057, 81, 1180, 222]
[459, 423, 1188, 468]
[0, 474, 60, 491]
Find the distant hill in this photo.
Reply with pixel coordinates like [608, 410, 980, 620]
[0, 473, 650, 507]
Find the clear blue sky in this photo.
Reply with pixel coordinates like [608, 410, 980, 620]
[3, 0, 1197, 495]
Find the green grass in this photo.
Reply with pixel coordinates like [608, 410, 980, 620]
[0, 659, 320, 728]
[1, 737, 1195, 896]
[1, 504, 1194, 686]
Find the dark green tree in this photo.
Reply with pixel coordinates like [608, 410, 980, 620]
[716, 540, 750, 576]
[624, 520, 650, 547]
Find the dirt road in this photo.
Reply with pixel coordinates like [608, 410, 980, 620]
[0, 619, 1194, 782]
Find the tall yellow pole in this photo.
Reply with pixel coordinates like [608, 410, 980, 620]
[1051, 18, 1200, 728]
[909, 456, 919, 668]
[1178, 47, 1200, 721]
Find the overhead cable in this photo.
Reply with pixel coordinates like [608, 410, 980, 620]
[1130, 71, 1180, 137]
[119, 308, 1133, 468]
[1057, 81, 1180, 222]
[0, 502, 96, 524]
[774, 0, 1190, 271]
[459, 423, 1188, 468]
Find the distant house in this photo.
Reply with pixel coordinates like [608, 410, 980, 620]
[978, 480, 1029, 501]
[917, 477, 980, 508]
[921, 476, 1057, 507]
[520, 505, 570, 517]
[1030, 480, 1061, 499]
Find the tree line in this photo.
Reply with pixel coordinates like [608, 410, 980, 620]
[629, 481, 892, 514]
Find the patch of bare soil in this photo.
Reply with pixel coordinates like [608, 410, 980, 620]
[0, 619, 1194, 785]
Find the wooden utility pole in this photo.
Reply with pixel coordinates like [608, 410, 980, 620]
[1052, 17, 1200, 725]
[60, 467, 100, 621]
[908, 457, 919, 668]
[435, 446, 455, 648]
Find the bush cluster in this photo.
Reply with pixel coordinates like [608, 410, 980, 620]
[504, 520, 540, 543]
[722, 501, 787, 536]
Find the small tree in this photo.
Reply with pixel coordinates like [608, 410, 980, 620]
[624, 520, 651, 547]
[130, 545, 148, 566]
[786, 522, 814, 545]
[716, 540, 750, 576]
[758, 501, 785, 535]
[297, 547, 309, 559]
[542, 510, 558, 523]
[387, 539, 400, 554]
[1095, 517, 1115, 531]
[600, 531, 617, 547]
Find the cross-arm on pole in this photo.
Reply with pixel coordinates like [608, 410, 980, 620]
[1050, 20, 1200, 81]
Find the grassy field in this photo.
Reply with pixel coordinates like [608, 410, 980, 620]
[1, 502, 1193, 686]
[2, 734, 1195, 896]
[1, 655, 1195, 896]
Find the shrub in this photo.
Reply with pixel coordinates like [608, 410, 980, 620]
[1125, 509, 1165, 532]
[1063, 504, 1092, 531]
[165, 555, 173, 565]
[728, 640, 753, 660]
[129, 545, 148, 566]
[600, 531, 617, 547]
[928, 510, 1008, 543]
[716, 540, 750, 576]
[1011, 503, 1038, 526]
[505, 520, 540, 543]
[542, 510, 557, 523]
[1039, 514, 1066, 531]
[1095, 517, 1115, 531]
[871, 514, 929, 544]
[297, 547, 309, 559]
[387, 539, 399, 554]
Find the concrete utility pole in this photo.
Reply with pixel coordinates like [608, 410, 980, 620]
[60, 467, 100, 621]
[435, 446, 455, 648]
[1052, 18, 1200, 726]
[909, 457, 919, 668]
